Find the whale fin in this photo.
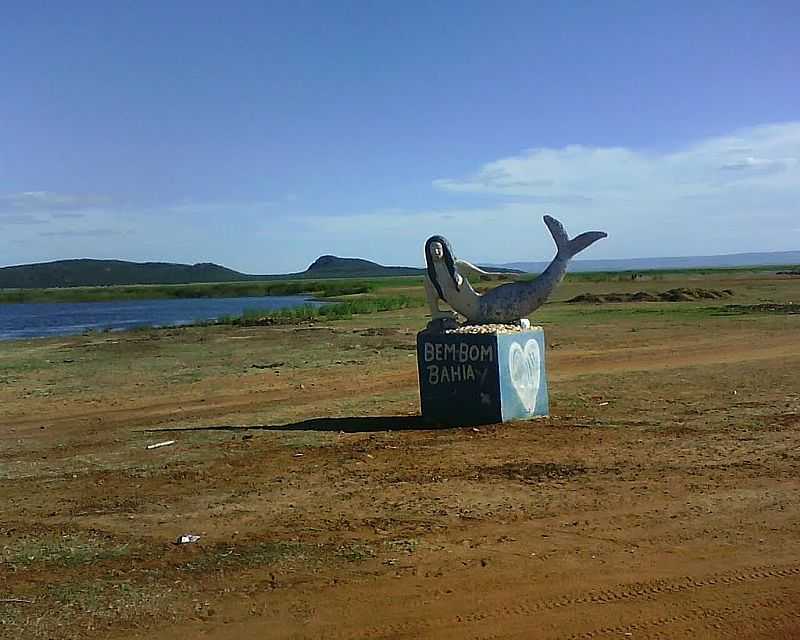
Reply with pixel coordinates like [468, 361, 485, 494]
[544, 215, 607, 259]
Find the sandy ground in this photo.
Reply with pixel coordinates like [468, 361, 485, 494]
[1, 276, 799, 639]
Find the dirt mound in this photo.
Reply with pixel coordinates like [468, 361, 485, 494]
[568, 288, 734, 304]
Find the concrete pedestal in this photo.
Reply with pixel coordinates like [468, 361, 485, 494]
[417, 327, 549, 426]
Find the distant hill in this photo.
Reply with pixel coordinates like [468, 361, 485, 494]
[0, 256, 425, 289]
[303, 255, 521, 277]
[500, 250, 800, 274]
[0, 255, 526, 289]
[0, 259, 253, 289]
[304, 255, 422, 278]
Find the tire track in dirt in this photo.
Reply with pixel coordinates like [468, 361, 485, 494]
[474, 596, 800, 639]
[335, 563, 800, 640]
[566, 595, 800, 639]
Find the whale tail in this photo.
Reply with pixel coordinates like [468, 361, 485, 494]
[544, 215, 607, 259]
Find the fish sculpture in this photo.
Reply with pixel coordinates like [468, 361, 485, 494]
[424, 215, 607, 325]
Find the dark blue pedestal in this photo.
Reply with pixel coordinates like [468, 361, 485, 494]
[417, 327, 549, 426]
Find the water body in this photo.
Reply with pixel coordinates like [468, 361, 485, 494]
[0, 295, 321, 341]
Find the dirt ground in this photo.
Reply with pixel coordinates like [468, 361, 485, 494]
[1, 272, 800, 639]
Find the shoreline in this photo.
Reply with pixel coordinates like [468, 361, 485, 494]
[0, 276, 420, 305]
[0, 293, 424, 343]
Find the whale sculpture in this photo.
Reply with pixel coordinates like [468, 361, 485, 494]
[424, 215, 607, 325]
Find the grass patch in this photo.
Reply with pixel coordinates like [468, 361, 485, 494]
[180, 541, 320, 573]
[2, 534, 133, 570]
[179, 539, 379, 573]
[218, 295, 425, 326]
[46, 579, 163, 617]
[0, 577, 174, 639]
[534, 302, 721, 325]
[0, 356, 49, 375]
[562, 264, 800, 282]
[337, 543, 377, 562]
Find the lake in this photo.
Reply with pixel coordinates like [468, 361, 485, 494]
[0, 295, 321, 341]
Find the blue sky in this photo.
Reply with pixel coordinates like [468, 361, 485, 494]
[2, 1, 798, 272]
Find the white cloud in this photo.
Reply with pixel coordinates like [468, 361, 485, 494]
[433, 122, 800, 201]
[0, 191, 112, 214]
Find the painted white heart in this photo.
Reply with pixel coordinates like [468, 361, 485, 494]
[508, 339, 541, 413]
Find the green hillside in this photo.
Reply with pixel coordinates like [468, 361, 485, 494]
[0, 256, 526, 303]
[0, 256, 428, 289]
[0, 259, 254, 288]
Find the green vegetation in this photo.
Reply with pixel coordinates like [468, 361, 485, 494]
[337, 543, 377, 562]
[2, 533, 133, 570]
[0, 255, 426, 291]
[182, 541, 319, 572]
[215, 294, 425, 326]
[562, 263, 800, 282]
[0, 255, 521, 292]
[0, 277, 425, 304]
[0, 577, 173, 639]
[45, 579, 165, 617]
[534, 303, 728, 325]
[716, 303, 800, 315]
[180, 539, 378, 572]
[5, 256, 795, 305]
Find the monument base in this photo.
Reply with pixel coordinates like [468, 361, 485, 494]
[417, 326, 549, 426]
